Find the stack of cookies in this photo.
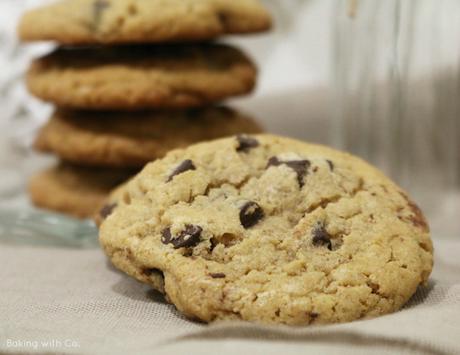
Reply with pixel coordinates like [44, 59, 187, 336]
[18, 0, 272, 219]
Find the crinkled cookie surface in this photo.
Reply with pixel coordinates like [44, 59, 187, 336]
[99, 134, 433, 325]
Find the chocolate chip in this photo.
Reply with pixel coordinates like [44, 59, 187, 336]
[326, 160, 334, 171]
[161, 225, 202, 249]
[367, 281, 380, 293]
[240, 201, 264, 229]
[161, 228, 178, 247]
[99, 203, 117, 219]
[167, 160, 196, 182]
[236, 135, 259, 153]
[209, 273, 226, 279]
[267, 156, 281, 167]
[312, 224, 332, 250]
[161, 228, 172, 244]
[309, 312, 319, 319]
[267, 157, 311, 187]
[93, 0, 109, 29]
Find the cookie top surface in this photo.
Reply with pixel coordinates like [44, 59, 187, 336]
[34, 107, 262, 168]
[27, 44, 256, 110]
[19, 0, 272, 45]
[29, 163, 133, 218]
[99, 134, 433, 325]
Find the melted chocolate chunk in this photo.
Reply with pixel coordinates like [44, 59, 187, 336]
[312, 224, 332, 250]
[99, 203, 117, 219]
[309, 312, 319, 319]
[209, 273, 226, 279]
[167, 159, 196, 182]
[267, 156, 281, 167]
[267, 157, 311, 187]
[326, 160, 334, 171]
[161, 225, 202, 249]
[236, 135, 259, 153]
[161, 228, 172, 244]
[240, 201, 264, 229]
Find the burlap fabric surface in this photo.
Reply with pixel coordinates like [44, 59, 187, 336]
[1, 239, 459, 355]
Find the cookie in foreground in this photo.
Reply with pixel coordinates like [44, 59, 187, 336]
[29, 163, 134, 219]
[18, 0, 272, 45]
[34, 107, 262, 168]
[27, 44, 257, 110]
[99, 134, 433, 325]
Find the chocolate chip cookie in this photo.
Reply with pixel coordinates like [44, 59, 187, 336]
[27, 44, 257, 110]
[19, 0, 272, 45]
[29, 163, 134, 219]
[99, 134, 433, 325]
[34, 107, 262, 167]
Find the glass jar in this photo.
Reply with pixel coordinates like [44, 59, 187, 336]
[332, 0, 460, 238]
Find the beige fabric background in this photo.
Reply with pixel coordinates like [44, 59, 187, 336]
[1, 239, 459, 355]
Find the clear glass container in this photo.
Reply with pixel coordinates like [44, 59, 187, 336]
[333, 0, 460, 238]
